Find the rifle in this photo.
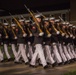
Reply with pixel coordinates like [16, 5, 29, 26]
[24, 5, 44, 36]
[9, 13, 27, 37]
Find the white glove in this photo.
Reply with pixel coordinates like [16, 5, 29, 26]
[43, 42, 45, 44]
[39, 32, 44, 36]
[66, 35, 69, 38]
[52, 43, 56, 45]
[57, 31, 60, 35]
[70, 35, 73, 38]
[62, 33, 65, 36]
[30, 34, 33, 37]
[73, 36, 75, 39]
[14, 37, 17, 39]
[28, 42, 31, 45]
[23, 34, 27, 37]
[47, 34, 51, 37]
[6, 36, 8, 38]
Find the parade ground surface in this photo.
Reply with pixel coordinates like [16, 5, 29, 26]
[0, 61, 76, 75]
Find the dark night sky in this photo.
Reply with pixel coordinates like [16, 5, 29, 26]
[0, 0, 70, 16]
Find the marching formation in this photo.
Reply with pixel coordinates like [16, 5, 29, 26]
[0, 7, 76, 69]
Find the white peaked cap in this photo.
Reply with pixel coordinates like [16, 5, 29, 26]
[25, 20, 30, 23]
[3, 23, 8, 25]
[49, 17, 55, 20]
[43, 18, 49, 21]
[19, 19, 24, 22]
[35, 13, 42, 18]
[11, 24, 16, 26]
[55, 19, 60, 22]
[69, 24, 73, 27]
[66, 22, 69, 24]
[62, 22, 66, 25]
[73, 26, 75, 28]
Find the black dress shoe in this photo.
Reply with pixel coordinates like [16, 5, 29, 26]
[52, 63, 56, 67]
[7, 59, 11, 61]
[29, 64, 37, 68]
[25, 62, 29, 65]
[0, 60, 4, 62]
[44, 65, 50, 69]
[71, 59, 75, 62]
[68, 60, 72, 64]
[39, 63, 42, 66]
[21, 60, 24, 62]
[58, 63, 62, 66]
[63, 61, 68, 65]
[47, 62, 51, 65]
[28, 58, 31, 62]
[7, 58, 13, 61]
[74, 58, 76, 61]
[14, 61, 22, 64]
